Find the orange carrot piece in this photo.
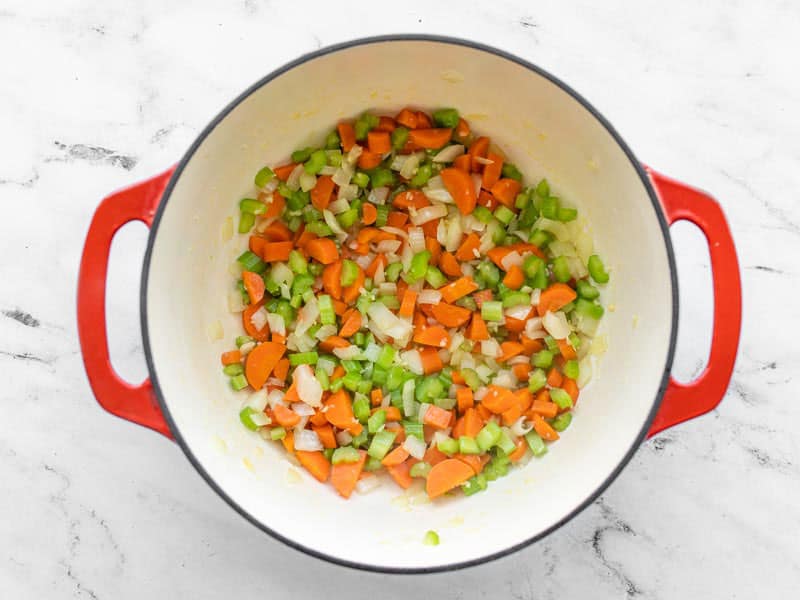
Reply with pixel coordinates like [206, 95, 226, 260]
[423, 404, 454, 430]
[426, 459, 474, 498]
[244, 341, 286, 389]
[421, 218, 440, 239]
[420, 348, 443, 374]
[451, 370, 466, 385]
[339, 310, 362, 338]
[455, 232, 481, 261]
[322, 260, 343, 300]
[415, 111, 433, 128]
[331, 450, 367, 498]
[376, 116, 396, 132]
[306, 238, 339, 265]
[497, 341, 525, 363]
[465, 312, 490, 341]
[361, 202, 378, 225]
[481, 151, 504, 190]
[439, 252, 462, 278]
[319, 335, 350, 353]
[337, 122, 356, 152]
[395, 108, 418, 129]
[520, 335, 544, 356]
[260, 191, 285, 219]
[532, 413, 559, 441]
[262, 220, 292, 242]
[547, 367, 563, 388]
[387, 461, 414, 489]
[273, 358, 290, 382]
[309, 410, 328, 427]
[398, 288, 417, 318]
[490, 178, 522, 207]
[538, 283, 578, 316]
[504, 316, 528, 334]
[370, 388, 383, 407]
[311, 174, 335, 211]
[456, 387, 474, 413]
[313, 424, 337, 449]
[463, 407, 483, 437]
[383, 406, 402, 422]
[455, 118, 471, 140]
[281, 430, 294, 453]
[454, 454, 487, 476]
[408, 128, 452, 149]
[220, 350, 241, 366]
[423, 444, 448, 466]
[477, 189, 496, 209]
[260, 241, 293, 262]
[242, 300, 269, 341]
[324, 389, 361, 434]
[439, 276, 479, 304]
[557, 338, 577, 360]
[481, 385, 515, 413]
[367, 130, 392, 154]
[357, 150, 382, 170]
[274, 163, 298, 181]
[562, 377, 580, 403]
[413, 326, 450, 348]
[425, 236, 442, 266]
[387, 211, 409, 227]
[273, 404, 300, 427]
[514, 388, 533, 414]
[509, 437, 529, 462]
[430, 302, 471, 328]
[295, 450, 331, 482]
[392, 189, 430, 209]
[512, 362, 532, 381]
[283, 380, 300, 404]
[502, 264, 525, 290]
[467, 136, 490, 171]
[440, 167, 477, 215]
[453, 154, 471, 172]
[365, 253, 387, 278]
[241, 270, 265, 304]
[381, 445, 410, 467]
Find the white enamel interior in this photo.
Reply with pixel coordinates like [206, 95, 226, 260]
[145, 39, 674, 570]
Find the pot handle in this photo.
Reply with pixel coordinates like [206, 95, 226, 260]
[645, 167, 742, 437]
[77, 168, 175, 439]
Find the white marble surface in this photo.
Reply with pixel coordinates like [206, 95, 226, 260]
[1, 0, 798, 597]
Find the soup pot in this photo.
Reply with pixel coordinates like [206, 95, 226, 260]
[77, 35, 742, 573]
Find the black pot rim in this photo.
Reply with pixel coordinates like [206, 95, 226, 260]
[140, 34, 679, 575]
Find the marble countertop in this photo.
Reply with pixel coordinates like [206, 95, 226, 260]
[1, 1, 797, 597]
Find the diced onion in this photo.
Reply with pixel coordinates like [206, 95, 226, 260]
[508, 355, 529, 365]
[338, 183, 359, 202]
[356, 475, 382, 494]
[368, 303, 413, 339]
[286, 164, 304, 191]
[319, 165, 337, 176]
[375, 239, 402, 254]
[500, 251, 523, 271]
[411, 204, 448, 226]
[400, 152, 423, 179]
[542, 310, 571, 340]
[354, 253, 373, 270]
[266, 313, 286, 336]
[228, 290, 246, 313]
[294, 298, 319, 337]
[250, 412, 271, 427]
[287, 332, 315, 352]
[535, 217, 570, 241]
[346, 145, 363, 165]
[294, 429, 323, 452]
[417, 402, 430, 423]
[408, 227, 426, 252]
[336, 430, 353, 446]
[575, 230, 594, 263]
[472, 173, 482, 198]
[576, 314, 600, 337]
[431, 430, 452, 446]
[568, 256, 589, 279]
[379, 282, 397, 295]
[423, 188, 453, 204]
[363, 343, 382, 363]
[328, 198, 350, 214]
[379, 226, 409, 239]
[299, 172, 317, 192]
[474, 387, 488, 402]
[368, 186, 390, 205]
[449, 331, 464, 353]
[250, 307, 268, 332]
[403, 435, 427, 460]
[524, 316, 543, 337]
[333, 345, 362, 360]
[267, 389, 285, 408]
[239, 341, 255, 356]
[294, 364, 322, 407]
[373, 259, 386, 285]
[433, 144, 465, 163]
[418, 290, 442, 304]
[401, 349, 424, 375]
[510, 416, 533, 437]
[530, 289, 541, 306]
[323, 209, 348, 240]
[445, 216, 463, 252]
[505, 304, 532, 321]
[314, 324, 337, 340]
[481, 339, 501, 358]
[246, 389, 268, 412]
[291, 401, 316, 416]
[473, 156, 493, 165]
[332, 162, 354, 187]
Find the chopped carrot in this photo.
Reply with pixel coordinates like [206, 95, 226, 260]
[440, 276, 479, 304]
[306, 238, 339, 265]
[309, 410, 328, 427]
[440, 167, 477, 215]
[387, 211, 409, 227]
[392, 189, 430, 209]
[455, 118, 470, 140]
[332, 298, 348, 316]
[338, 310, 362, 338]
[370, 388, 383, 407]
[367, 130, 391, 154]
[260, 191, 285, 219]
[413, 326, 450, 348]
[281, 430, 294, 453]
[262, 220, 292, 242]
[538, 283, 578, 316]
[467, 136, 490, 171]
[376, 116, 396, 132]
[421, 218, 440, 239]
[274, 163, 298, 181]
[490, 178, 522, 207]
[312, 424, 337, 449]
[532, 413, 559, 441]
[514, 388, 533, 414]
[387, 461, 414, 489]
[241, 270, 265, 304]
[241, 300, 269, 341]
[220, 350, 241, 366]
[259, 241, 293, 262]
[423, 444, 448, 466]
[557, 338, 577, 360]
[530, 399, 558, 419]
[465, 312, 490, 341]
[337, 122, 356, 152]
[451, 370, 466, 385]
[425, 236, 442, 266]
[382, 445, 410, 467]
[311, 175, 335, 211]
[504, 316, 528, 334]
[330, 450, 367, 498]
[415, 111, 433, 128]
[365, 253, 387, 278]
[361, 202, 377, 225]
[455, 232, 481, 261]
[244, 341, 285, 389]
[562, 377, 580, 403]
[324, 389, 361, 434]
[453, 154, 471, 172]
[439, 252, 462, 278]
[453, 407, 482, 438]
[398, 288, 417, 318]
[481, 151, 504, 190]
[481, 385, 515, 413]
[502, 264, 525, 290]
[547, 367, 563, 388]
[319, 335, 350, 353]
[283, 379, 300, 404]
[322, 260, 343, 300]
[273, 358, 290, 382]
[295, 451, 331, 482]
[497, 341, 524, 363]
[456, 388, 474, 413]
[294, 229, 317, 250]
[508, 437, 529, 462]
[419, 348, 443, 375]
[454, 454, 487, 476]
[423, 404, 454, 430]
[512, 362, 532, 381]
[384, 406, 402, 422]
[477, 189, 497, 209]
[426, 459, 474, 498]
[358, 150, 382, 170]
[273, 404, 301, 427]
[520, 335, 544, 356]
[430, 302, 471, 328]
[395, 108, 418, 129]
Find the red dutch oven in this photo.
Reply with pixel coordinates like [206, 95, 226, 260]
[78, 36, 742, 573]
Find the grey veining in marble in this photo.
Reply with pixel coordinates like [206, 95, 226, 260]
[1, 1, 798, 598]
